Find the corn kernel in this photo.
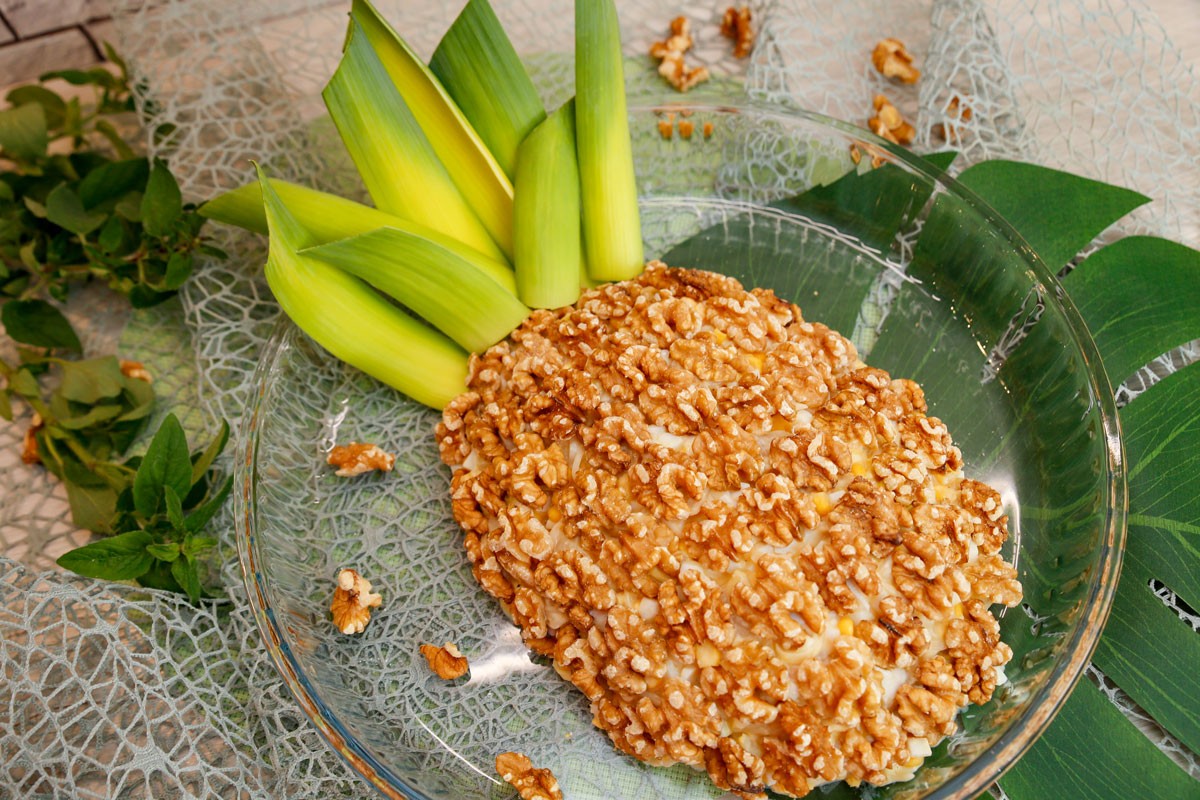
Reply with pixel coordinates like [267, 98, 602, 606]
[813, 492, 833, 515]
[904, 756, 923, 768]
[678, 119, 695, 139]
[703, 121, 714, 138]
[657, 119, 674, 139]
[952, 602, 964, 619]
[746, 352, 765, 371]
[712, 330, 728, 344]
[771, 415, 792, 432]
[851, 461, 869, 476]
[837, 616, 854, 637]
[696, 641, 721, 667]
[546, 505, 563, 523]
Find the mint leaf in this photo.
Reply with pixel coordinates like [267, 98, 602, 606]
[171, 556, 202, 604]
[56, 530, 153, 580]
[58, 356, 124, 403]
[0, 102, 48, 161]
[45, 183, 108, 235]
[5, 85, 67, 129]
[1, 299, 83, 352]
[78, 157, 149, 208]
[189, 419, 230, 485]
[64, 480, 119, 534]
[184, 475, 232, 533]
[141, 159, 182, 237]
[132, 413, 191, 517]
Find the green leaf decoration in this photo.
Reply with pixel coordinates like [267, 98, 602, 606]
[140, 158, 183, 237]
[132, 413, 192, 518]
[56, 530, 154, 581]
[184, 475, 232, 534]
[45, 184, 108, 235]
[5, 84, 67, 129]
[189, 419, 230, 485]
[1063, 236, 1200, 386]
[136, 559, 184, 593]
[164, 484, 186, 530]
[1, 298, 83, 352]
[58, 356, 125, 403]
[955, 160, 1150, 270]
[0, 102, 49, 161]
[63, 480, 120, 535]
[1000, 678, 1196, 799]
[170, 556, 202, 604]
[146, 542, 181, 563]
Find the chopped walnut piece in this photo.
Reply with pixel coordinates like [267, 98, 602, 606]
[934, 95, 974, 142]
[438, 264, 1021, 797]
[495, 751, 564, 800]
[21, 412, 43, 466]
[119, 360, 152, 382]
[330, 568, 382, 635]
[720, 6, 755, 58]
[872, 38, 920, 84]
[420, 641, 469, 679]
[868, 94, 915, 146]
[326, 441, 395, 477]
[650, 16, 711, 93]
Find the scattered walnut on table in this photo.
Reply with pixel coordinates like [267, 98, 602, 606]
[330, 568, 382, 635]
[720, 6, 755, 58]
[934, 95, 974, 142]
[868, 94, 915, 145]
[119, 360, 152, 382]
[419, 641, 469, 680]
[21, 412, 43, 465]
[495, 751, 564, 800]
[872, 38, 920, 84]
[326, 441, 395, 477]
[650, 16, 711, 93]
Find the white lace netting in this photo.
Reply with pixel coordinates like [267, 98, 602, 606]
[2, 0, 1197, 797]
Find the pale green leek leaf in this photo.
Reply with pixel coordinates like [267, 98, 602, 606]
[199, 178, 516, 294]
[513, 100, 583, 309]
[302, 226, 529, 354]
[430, 0, 546, 179]
[257, 167, 467, 409]
[576, 0, 643, 282]
[323, 19, 506, 265]
[351, 0, 514, 259]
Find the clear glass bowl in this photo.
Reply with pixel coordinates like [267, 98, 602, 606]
[235, 102, 1126, 800]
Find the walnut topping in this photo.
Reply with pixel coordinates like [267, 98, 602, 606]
[326, 441, 395, 477]
[495, 751, 564, 800]
[868, 94, 915, 146]
[438, 264, 1021, 797]
[650, 16, 711, 93]
[871, 38, 920, 84]
[119, 360, 152, 382]
[330, 568, 382, 635]
[720, 6, 755, 58]
[22, 412, 43, 465]
[420, 642, 469, 680]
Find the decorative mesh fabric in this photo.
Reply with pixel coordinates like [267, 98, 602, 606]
[2, 0, 1197, 797]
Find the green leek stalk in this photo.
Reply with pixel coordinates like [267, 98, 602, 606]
[429, 0, 546, 179]
[303, 227, 530, 354]
[351, 0, 514, 259]
[575, 0, 644, 282]
[513, 100, 583, 309]
[324, 19, 506, 264]
[257, 166, 467, 409]
[199, 179, 517, 294]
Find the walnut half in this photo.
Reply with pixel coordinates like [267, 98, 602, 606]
[495, 751, 564, 800]
[331, 568, 382, 635]
[872, 38, 920, 84]
[327, 442, 395, 477]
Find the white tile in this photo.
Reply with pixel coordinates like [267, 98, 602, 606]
[0, 28, 95, 86]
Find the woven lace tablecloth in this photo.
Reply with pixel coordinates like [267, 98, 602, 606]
[2, 0, 1197, 797]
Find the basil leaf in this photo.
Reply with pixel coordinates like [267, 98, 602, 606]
[170, 556, 202, 604]
[146, 542, 181, 562]
[58, 356, 125, 403]
[184, 475, 232, 533]
[5, 85, 67, 129]
[163, 484, 185, 530]
[1, 299, 83, 352]
[189, 419, 230, 485]
[56, 530, 153, 580]
[45, 184, 108, 235]
[141, 159, 182, 237]
[132, 413, 192, 517]
[78, 157, 149, 209]
[0, 102, 48, 161]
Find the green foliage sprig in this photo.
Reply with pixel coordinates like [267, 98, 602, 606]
[1, 45, 228, 603]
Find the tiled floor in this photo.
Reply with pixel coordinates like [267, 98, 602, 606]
[0, 0, 116, 85]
